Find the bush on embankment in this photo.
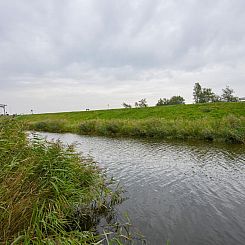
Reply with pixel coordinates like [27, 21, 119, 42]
[0, 119, 124, 244]
[28, 115, 245, 144]
[28, 119, 70, 133]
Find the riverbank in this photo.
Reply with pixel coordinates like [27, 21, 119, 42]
[0, 119, 125, 244]
[19, 103, 245, 143]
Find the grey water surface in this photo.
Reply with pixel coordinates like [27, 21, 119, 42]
[37, 132, 245, 245]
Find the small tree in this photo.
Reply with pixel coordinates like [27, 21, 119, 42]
[156, 98, 164, 106]
[200, 88, 215, 103]
[193, 82, 202, 103]
[169, 96, 185, 105]
[156, 98, 169, 106]
[136, 99, 148, 108]
[221, 86, 239, 102]
[156, 96, 185, 106]
[122, 102, 132, 108]
[193, 82, 217, 103]
[210, 94, 221, 102]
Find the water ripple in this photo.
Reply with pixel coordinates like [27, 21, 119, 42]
[37, 132, 245, 245]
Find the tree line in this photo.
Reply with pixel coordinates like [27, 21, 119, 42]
[122, 82, 240, 108]
[193, 83, 239, 103]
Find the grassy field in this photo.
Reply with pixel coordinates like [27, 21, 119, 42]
[0, 119, 133, 244]
[19, 102, 245, 123]
[19, 102, 245, 143]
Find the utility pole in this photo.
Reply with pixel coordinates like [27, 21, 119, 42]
[0, 104, 7, 115]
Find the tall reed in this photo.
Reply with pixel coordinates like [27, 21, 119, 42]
[0, 118, 127, 244]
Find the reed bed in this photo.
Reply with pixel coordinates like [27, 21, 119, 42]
[28, 115, 245, 144]
[0, 118, 135, 244]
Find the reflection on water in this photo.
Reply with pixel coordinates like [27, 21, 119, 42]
[36, 132, 245, 245]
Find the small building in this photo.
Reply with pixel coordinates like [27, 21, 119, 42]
[239, 97, 245, 102]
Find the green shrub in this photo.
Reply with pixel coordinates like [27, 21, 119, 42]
[79, 120, 97, 134]
[29, 120, 68, 133]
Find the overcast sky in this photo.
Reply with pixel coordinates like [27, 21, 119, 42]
[0, 0, 245, 114]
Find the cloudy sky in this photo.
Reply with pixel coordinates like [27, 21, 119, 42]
[0, 0, 245, 114]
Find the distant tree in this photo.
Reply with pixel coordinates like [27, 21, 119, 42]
[169, 95, 185, 105]
[122, 102, 132, 108]
[200, 88, 215, 103]
[156, 98, 169, 106]
[221, 86, 239, 102]
[193, 82, 203, 103]
[136, 99, 148, 108]
[156, 98, 164, 106]
[156, 96, 185, 106]
[193, 82, 217, 103]
[210, 94, 221, 103]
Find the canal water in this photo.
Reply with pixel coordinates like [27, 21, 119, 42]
[36, 132, 245, 245]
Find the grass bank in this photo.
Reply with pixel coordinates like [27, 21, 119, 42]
[19, 103, 245, 143]
[0, 119, 131, 244]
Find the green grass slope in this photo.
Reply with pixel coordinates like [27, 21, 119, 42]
[20, 102, 245, 122]
[19, 103, 245, 143]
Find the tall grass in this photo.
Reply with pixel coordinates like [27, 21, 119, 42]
[0, 118, 133, 244]
[27, 115, 245, 144]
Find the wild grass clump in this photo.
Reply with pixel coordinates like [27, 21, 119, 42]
[78, 120, 124, 136]
[219, 115, 245, 143]
[0, 118, 129, 244]
[79, 120, 97, 134]
[76, 116, 245, 143]
[28, 119, 69, 133]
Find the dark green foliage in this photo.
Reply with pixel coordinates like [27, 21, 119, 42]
[28, 120, 68, 133]
[168, 96, 185, 105]
[79, 120, 97, 134]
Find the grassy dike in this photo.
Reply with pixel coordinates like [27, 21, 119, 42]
[0, 118, 129, 244]
[19, 103, 245, 143]
[18, 103, 245, 143]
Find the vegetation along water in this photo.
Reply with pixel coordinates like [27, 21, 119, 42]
[0, 118, 139, 244]
[19, 102, 245, 143]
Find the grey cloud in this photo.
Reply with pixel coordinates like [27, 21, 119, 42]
[0, 0, 244, 113]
